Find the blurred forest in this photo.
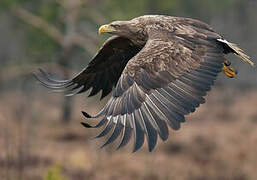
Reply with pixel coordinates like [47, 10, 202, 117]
[0, 0, 256, 180]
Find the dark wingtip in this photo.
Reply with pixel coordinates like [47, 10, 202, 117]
[82, 111, 92, 118]
[100, 95, 105, 101]
[32, 72, 39, 81]
[38, 68, 44, 72]
[148, 145, 155, 152]
[81, 122, 93, 128]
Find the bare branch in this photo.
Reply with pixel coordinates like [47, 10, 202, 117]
[0, 63, 73, 82]
[11, 6, 98, 54]
[71, 34, 98, 53]
[11, 7, 65, 45]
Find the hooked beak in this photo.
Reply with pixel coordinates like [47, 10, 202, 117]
[98, 24, 116, 34]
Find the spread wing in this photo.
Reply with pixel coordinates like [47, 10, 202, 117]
[34, 36, 142, 99]
[83, 23, 226, 152]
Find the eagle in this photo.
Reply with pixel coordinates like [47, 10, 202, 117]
[35, 15, 254, 152]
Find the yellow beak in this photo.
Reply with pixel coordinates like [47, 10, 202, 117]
[98, 24, 116, 34]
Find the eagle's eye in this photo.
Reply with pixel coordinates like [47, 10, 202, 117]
[110, 24, 121, 28]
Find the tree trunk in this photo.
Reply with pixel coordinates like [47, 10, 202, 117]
[58, 48, 73, 124]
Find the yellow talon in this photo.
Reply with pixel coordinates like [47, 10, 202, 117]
[222, 61, 238, 78]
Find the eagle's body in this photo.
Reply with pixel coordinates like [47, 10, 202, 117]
[35, 15, 254, 152]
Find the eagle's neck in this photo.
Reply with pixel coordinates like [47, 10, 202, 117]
[127, 30, 148, 47]
[130, 38, 147, 47]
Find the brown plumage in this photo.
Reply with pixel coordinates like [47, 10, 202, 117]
[35, 15, 254, 152]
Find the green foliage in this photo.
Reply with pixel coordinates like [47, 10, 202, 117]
[44, 164, 68, 180]
[39, 2, 61, 24]
[24, 25, 61, 63]
[0, 0, 248, 66]
[0, 0, 34, 12]
[100, 0, 245, 22]
[175, 0, 243, 15]
[0, 0, 17, 10]
[28, 1, 62, 62]
[16, 1, 62, 64]
[103, 0, 149, 20]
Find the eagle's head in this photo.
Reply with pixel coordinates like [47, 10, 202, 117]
[98, 18, 147, 45]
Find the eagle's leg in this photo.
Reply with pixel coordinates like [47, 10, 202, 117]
[222, 60, 238, 78]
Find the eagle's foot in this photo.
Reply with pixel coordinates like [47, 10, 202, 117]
[222, 60, 238, 78]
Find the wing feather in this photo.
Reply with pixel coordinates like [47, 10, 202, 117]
[94, 118, 114, 138]
[132, 111, 145, 152]
[116, 115, 133, 150]
[81, 19, 225, 152]
[101, 116, 123, 148]
[139, 107, 158, 152]
[35, 36, 142, 99]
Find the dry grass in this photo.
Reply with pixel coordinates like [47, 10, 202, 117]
[0, 88, 257, 180]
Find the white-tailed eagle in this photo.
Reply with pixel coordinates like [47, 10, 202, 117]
[35, 15, 254, 152]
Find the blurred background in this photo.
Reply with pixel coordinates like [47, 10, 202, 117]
[0, 0, 257, 180]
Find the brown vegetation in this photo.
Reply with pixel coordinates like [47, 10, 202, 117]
[1, 88, 257, 180]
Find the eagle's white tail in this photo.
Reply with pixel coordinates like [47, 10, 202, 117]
[217, 38, 254, 67]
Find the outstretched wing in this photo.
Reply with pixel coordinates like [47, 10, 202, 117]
[34, 36, 142, 99]
[83, 22, 225, 152]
